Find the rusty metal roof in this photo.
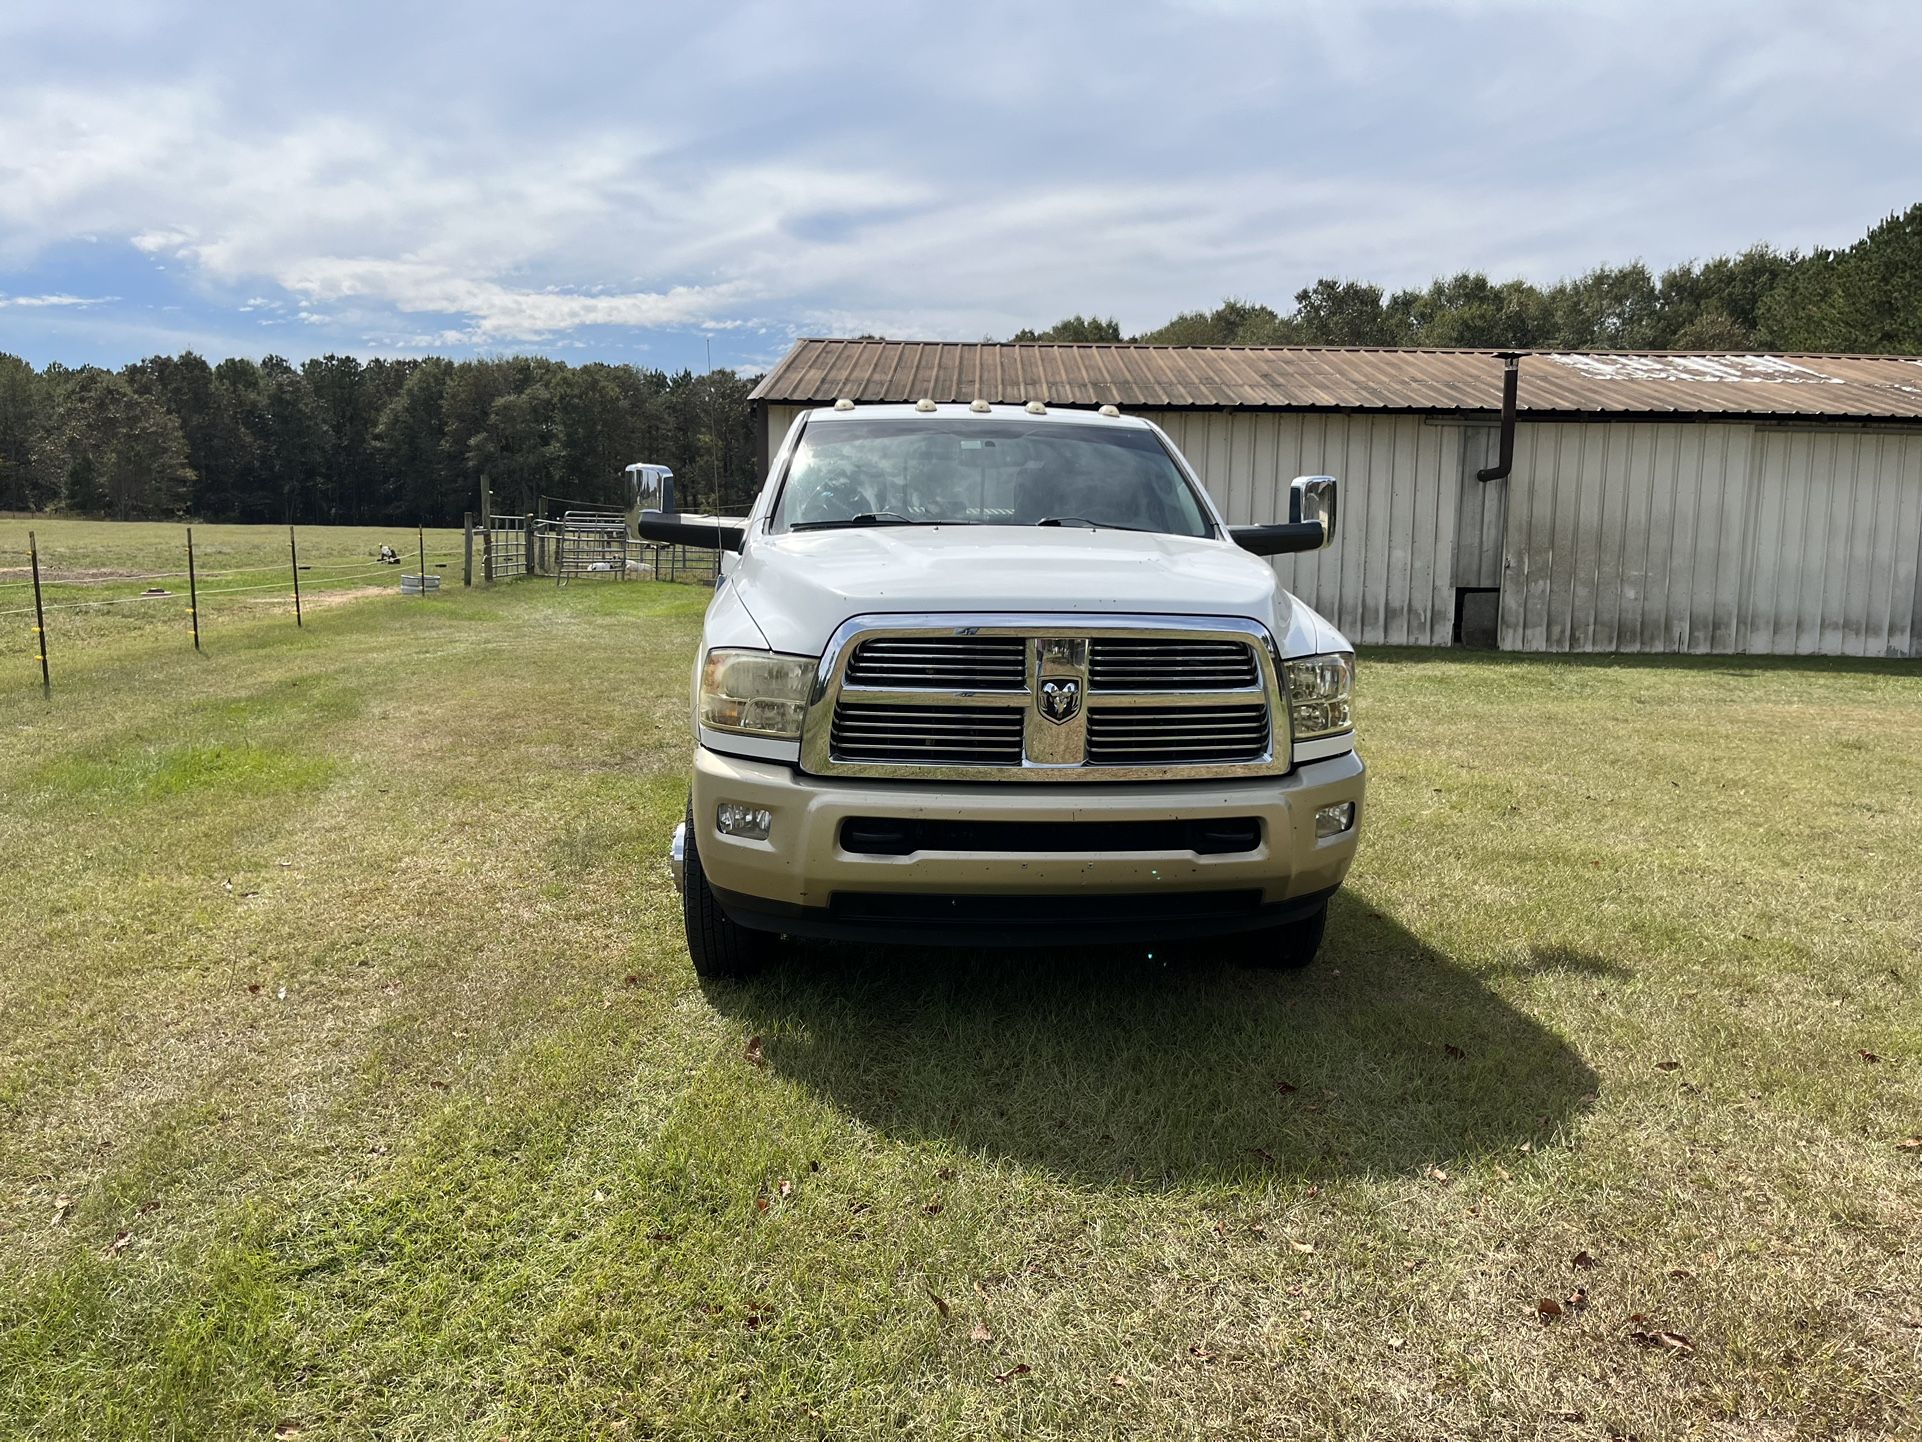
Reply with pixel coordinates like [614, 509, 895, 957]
[750, 340, 1922, 421]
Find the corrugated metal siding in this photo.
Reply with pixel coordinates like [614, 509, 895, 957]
[1498, 422, 1922, 657]
[763, 404, 807, 462]
[1454, 427, 1507, 588]
[1149, 411, 1458, 646]
[752, 339, 1922, 421]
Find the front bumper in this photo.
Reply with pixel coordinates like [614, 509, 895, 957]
[682, 745, 1365, 943]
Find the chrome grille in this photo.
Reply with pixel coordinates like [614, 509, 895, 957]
[831, 703, 1025, 766]
[1087, 638, 1258, 691]
[846, 636, 1026, 690]
[1086, 704, 1270, 765]
[805, 615, 1287, 781]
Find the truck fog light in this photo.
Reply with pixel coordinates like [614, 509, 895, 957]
[1314, 801, 1355, 839]
[716, 802, 772, 841]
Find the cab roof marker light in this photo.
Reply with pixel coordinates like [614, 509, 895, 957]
[1025, 400, 1047, 415]
[969, 399, 991, 413]
[915, 398, 938, 412]
[833, 397, 855, 411]
[1098, 403, 1120, 417]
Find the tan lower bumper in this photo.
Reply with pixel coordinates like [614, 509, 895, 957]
[689, 746, 1365, 911]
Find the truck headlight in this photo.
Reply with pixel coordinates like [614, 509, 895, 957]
[1284, 653, 1354, 740]
[700, 650, 815, 738]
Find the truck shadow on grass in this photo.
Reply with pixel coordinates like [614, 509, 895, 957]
[706, 892, 1599, 1185]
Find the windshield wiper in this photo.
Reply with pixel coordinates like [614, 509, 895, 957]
[1036, 516, 1149, 532]
[790, 511, 920, 531]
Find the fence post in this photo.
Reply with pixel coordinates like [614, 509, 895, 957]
[28, 529, 49, 696]
[418, 522, 428, 596]
[525, 512, 535, 577]
[463, 513, 474, 587]
[289, 525, 303, 628]
[186, 525, 201, 651]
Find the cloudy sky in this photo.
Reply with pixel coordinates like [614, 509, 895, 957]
[2, 0, 1917, 373]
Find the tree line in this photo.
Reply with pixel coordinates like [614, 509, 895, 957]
[1012, 203, 1922, 354]
[0, 353, 762, 524]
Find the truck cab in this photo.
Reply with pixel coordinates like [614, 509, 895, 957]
[643, 401, 1364, 978]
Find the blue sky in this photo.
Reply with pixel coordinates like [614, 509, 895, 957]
[2, 0, 1918, 374]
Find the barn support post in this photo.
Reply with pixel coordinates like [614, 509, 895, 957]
[463, 513, 474, 587]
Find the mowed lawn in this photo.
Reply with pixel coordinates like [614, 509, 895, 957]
[1, 544, 1918, 1440]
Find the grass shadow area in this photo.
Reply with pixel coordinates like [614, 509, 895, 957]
[708, 891, 1597, 1187]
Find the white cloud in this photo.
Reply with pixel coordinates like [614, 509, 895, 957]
[0, 292, 117, 307]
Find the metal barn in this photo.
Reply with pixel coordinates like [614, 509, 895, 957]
[748, 341, 1922, 658]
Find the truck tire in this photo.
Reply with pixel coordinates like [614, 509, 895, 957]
[1231, 899, 1328, 971]
[682, 801, 776, 981]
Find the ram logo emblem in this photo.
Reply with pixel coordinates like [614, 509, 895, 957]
[1038, 678, 1081, 724]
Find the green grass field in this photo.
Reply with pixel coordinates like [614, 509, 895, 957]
[1, 521, 1918, 1440]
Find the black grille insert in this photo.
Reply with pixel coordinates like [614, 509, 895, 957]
[1087, 637, 1258, 691]
[831, 703, 1024, 766]
[1086, 704, 1270, 765]
[845, 636, 1027, 690]
[839, 816, 1262, 857]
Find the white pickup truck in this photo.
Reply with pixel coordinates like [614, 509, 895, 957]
[641, 401, 1364, 978]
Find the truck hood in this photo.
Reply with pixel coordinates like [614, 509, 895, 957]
[728, 526, 1342, 657]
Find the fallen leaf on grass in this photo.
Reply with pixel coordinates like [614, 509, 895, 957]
[969, 1323, 993, 1344]
[753, 1196, 770, 1214]
[1571, 1250, 1597, 1270]
[924, 1287, 950, 1318]
[53, 1193, 73, 1221]
[1629, 1328, 1695, 1353]
[1424, 1166, 1450, 1183]
[1187, 1343, 1216, 1361]
[778, 1178, 793, 1199]
[1896, 1137, 1922, 1151]
[743, 1035, 765, 1066]
[274, 1424, 301, 1440]
[1548, 1409, 1587, 1424]
[1565, 1287, 1589, 1311]
[1537, 1297, 1564, 1322]
[1274, 1080, 1297, 1095]
[1654, 1060, 1683, 1073]
[1290, 1240, 1316, 1254]
[1668, 1267, 1696, 1281]
[1859, 1050, 1881, 1063]
[1443, 1043, 1465, 1060]
[1109, 1373, 1132, 1388]
[991, 1364, 1031, 1384]
[1386, 1335, 1406, 1351]
[246, 983, 262, 995]
[936, 1167, 956, 1181]
[622, 974, 639, 987]
[922, 1198, 944, 1216]
[102, 1231, 131, 1258]
[1898, 1315, 1920, 1330]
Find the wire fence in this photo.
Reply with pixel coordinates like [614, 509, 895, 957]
[3, 524, 465, 696]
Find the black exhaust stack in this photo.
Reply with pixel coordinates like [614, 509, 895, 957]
[1476, 352, 1524, 483]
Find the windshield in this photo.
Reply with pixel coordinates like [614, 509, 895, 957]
[772, 419, 1216, 538]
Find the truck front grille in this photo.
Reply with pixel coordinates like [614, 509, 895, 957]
[1087, 638, 1258, 690]
[845, 636, 1026, 690]
[1086, 704, 1270, 765]
[810, 617, 1285, 781]
[831, 703, 1025, 766]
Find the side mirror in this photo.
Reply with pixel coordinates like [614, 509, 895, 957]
[1288, 475, 1337, 547]
[1229, 475, 1339, 556]
[634, 512, 747, 553]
